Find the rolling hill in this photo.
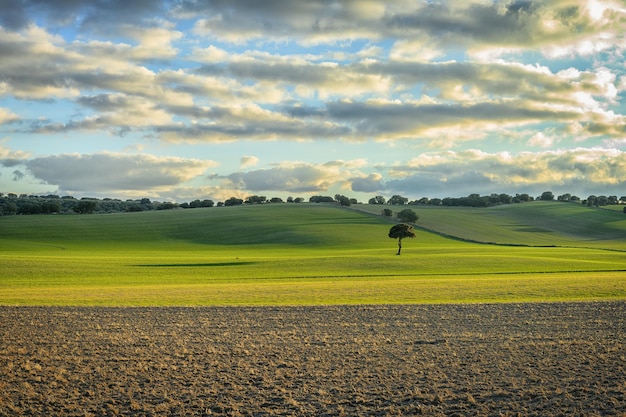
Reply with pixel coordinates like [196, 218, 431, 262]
[352, 201, 626, 250]
[1, 202, 624, 305]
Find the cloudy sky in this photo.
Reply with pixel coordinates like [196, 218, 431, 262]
[1, 0, 625, 202]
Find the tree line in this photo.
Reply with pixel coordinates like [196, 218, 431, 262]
[369, 191, 626, 208]
[1, 190, 624, 216]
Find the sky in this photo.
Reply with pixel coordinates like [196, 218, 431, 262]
[0, 0, 625, 203]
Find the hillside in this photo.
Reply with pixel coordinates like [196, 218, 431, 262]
[0, 204, 385, 250]
[1, 201, 625, 251]
[352, 201, 626, 250]
[1, 203, 625, 306]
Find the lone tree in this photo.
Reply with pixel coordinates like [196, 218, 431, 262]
[388, 223, 416, 255]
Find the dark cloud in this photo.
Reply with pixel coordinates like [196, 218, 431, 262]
[157, 117, 351, 142]
[325, 100, 579, 138]
[226, 164, 333, 193]
[0, 0, 31, 30]
[12, 169, 24, 181]
[385, 2, 540, 44]
[76, 94, 131, 112]
[350, 173, 384, 193]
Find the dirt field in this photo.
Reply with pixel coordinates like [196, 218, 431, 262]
[1, 302, 624, 416]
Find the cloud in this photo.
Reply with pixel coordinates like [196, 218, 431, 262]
[2, 3, 623, 145]
[0, 0, 165, 31]
[350, 173, 384, 193]
[12, 169, 24, 181]
[0, 0, 625, 202]
[24, 152, 217, 194]
[176, 0, 626, 58]
[240, 156, 259, 169]
[219, 160, 364, 193]
[383, 148, 626, 197]
[0, 108, 19, 125]
[0, 145, 29, 167]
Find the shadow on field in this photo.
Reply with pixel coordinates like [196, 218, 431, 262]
[133, 261, 258, 267]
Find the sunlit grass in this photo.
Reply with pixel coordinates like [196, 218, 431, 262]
[1, 203, 624, 306]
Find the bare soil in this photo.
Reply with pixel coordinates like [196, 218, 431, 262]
[1, 302, 624, 416]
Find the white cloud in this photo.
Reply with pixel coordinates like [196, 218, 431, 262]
[384, 148, 626, 197]
[0, 144, 30, 166]
[0, 108, 19, 125]
[25, 152, 217, 194]
[0, 0, 625, 201]
[527, 132, 557, 148]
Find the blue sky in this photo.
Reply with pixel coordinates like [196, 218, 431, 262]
[1, 0, 625, 202]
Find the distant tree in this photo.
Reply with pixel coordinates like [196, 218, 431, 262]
[157, 202, 177, 210]
[397, 208, 419, 223]
[245, 195, 266, 204]
[309, 195, 335, 203]
[41, 200, 61, 214]
[293, 197, 304, 203]
[382, 208, 393, 217]
[387, 195, 408, 205]
[0, 198, 17, 215]
[586, 195, 597, 207]
[540, 191, 554, 201]
[429, 198, 442, 206]
[334, 194, 351, 206]
[388, 223, 416, 255]
[18, 202, 42, 214]
[187, 199, 213, 208]
[74, 200, 97, 214]
[269, 197, 283, 203]
[224, 197, 243, 206]
[514, 193, 532, 202]
[287, 196, 294, 203]
[369, 195, 386, 205]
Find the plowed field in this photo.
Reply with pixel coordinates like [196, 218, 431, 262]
[1, 302, 624, 416]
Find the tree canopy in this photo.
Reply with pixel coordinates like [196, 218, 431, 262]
[388, 223, 416, 255]
[397, 208, 419, 223]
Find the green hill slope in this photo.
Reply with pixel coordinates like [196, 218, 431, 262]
[353, 202, 626, 250]
[0, 204, 412, 251]
[1, 203, 624, 305]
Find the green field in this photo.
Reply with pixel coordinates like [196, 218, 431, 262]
[1, 202, 624, 305]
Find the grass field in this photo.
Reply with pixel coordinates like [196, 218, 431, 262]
[1, 203, 624, 305]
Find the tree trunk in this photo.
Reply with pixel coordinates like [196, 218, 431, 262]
[396, 237, 402, 255]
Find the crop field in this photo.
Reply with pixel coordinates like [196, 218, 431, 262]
[1, 303, 624, 416]
[1, 203, 625, 415]
[1, 203, 625, 306]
